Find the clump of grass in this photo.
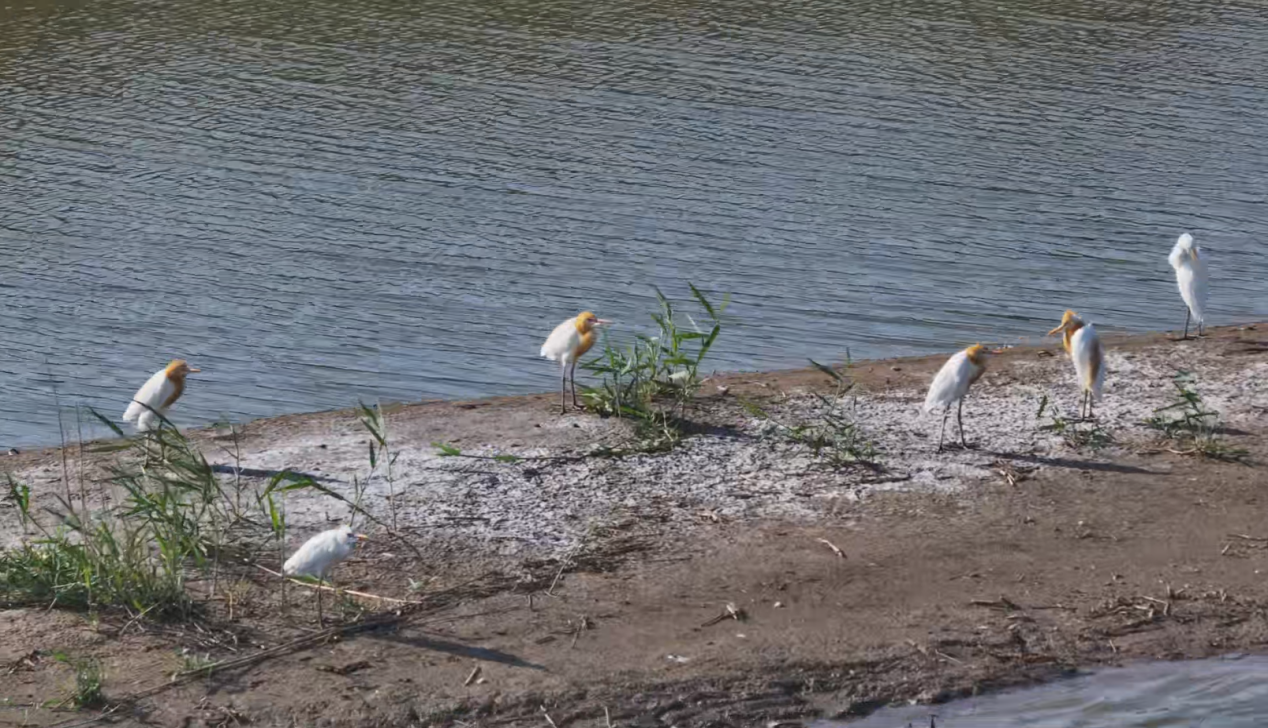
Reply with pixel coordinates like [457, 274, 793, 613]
[0, 414, 224, 617]
[3, 409, 284, 618]
[2, 398, 418, 626]
[743, 359, 879, 468]
[1036, 395, 1113, 450]
[179, 649, 215, 675]
[582, 284, 728, 452]
[51, 652, 105, 709]
[1143, 371, 1248, 461]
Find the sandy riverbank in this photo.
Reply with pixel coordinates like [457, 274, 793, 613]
[3, 323, 1268, 726]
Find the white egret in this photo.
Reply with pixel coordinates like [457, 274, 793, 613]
[1168, 232, 1209, 339]
[540, 311, 612, 414]
[923, 344, 994, 452]
[283, 525, 368, 623]
[1048, 310, 1104, 420]
[122, 359, 200, 432]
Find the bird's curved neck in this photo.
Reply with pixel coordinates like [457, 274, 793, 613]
[163, 372, 187, 408]
[1062, 321, 1084, 353]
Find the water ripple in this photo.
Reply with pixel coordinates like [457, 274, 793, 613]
[1, 0, 1267, 446]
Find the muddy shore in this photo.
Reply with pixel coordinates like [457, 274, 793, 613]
[3, 323, 1268, 727]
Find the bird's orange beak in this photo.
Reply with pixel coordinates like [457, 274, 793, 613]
[989, 348, 1006, 354]
[595, 319, 613, 325]
[354, 533, 368, 541]
[187, 367, 201, 373]
[1046, 323, 1065, 336]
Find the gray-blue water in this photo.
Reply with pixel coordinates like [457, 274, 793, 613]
[826, 656, 1268, 727]
[3, 0, 1268, 447]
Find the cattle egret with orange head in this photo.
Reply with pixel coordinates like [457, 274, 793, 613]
[924, 344, 995, 452]
[540, 311, 612, 413]
[122, 360, 200, 432]
[1168, 232, 1209, 339]
[1047, 310, 1104, 420]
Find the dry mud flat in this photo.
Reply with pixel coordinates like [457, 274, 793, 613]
[3, 324, 1268, 727]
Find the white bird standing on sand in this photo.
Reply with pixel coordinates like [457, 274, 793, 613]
[122, 360, 200, 432]
[1048, 310, 1104, 420]
[1168, 232, 1209, 340]
[540, 311, 612, 414]
[284, 525, 368, 623]
[923, 344, 993, 452]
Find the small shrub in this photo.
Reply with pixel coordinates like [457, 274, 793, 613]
[582, 284, 729, 451]
[1144, 371, 1247, 461]
[743, 359, 879, 468]
[52, 653, 105, 709]
[1036, 395, 1113, 450]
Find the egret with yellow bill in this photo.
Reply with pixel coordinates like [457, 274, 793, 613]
[1048, 310, 1104, 420]
[122, 359, 200, 432]
[924, 344, 995, 452]
[540, 311, 611, 414]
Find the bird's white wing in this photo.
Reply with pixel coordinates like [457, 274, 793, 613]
[540, 318, 581, 362]
[1177, 260, 1209, 323]
[1071, 325, 1105, 399]
[283, 528, 352, 578]
[123, 369, 174, 421]
[923, 351, 973, 412]
[1168, 234, 1192, 271]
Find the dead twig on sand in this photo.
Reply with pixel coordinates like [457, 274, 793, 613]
[934, 649, 963, 664]
[570, 615, 592, 649]
[464, 665, 482, 686]
[970, 596, 1021, 611]
[255, 564, 418, 605]
[547, 558, 570, 596]
[541, 706, 559, 728]
[816, 537, 847, 559]
[101, 571, 502, 712]
[700, 602, 746, 628]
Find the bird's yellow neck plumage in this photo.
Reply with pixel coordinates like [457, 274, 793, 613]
[572, 312, 598, 357]
[964, 344, 987, 367]
[964, 344, 988, 385]
[1061, 321, 1084, 354]
[163, 360, 188, 408]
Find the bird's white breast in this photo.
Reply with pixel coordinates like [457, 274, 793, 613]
[283, 528, 355, 578]
[540, 318, 582, 362]
[123, 369, 175, 421]
[924, 350, 977, 411]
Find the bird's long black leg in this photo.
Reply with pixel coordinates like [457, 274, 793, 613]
[1199, 319, 1205, 338]
[570, 360, 583, 409]
[937, 408, 949, 453]
[317, 576, 324, 625]
[1183, 309, 1190, 340]
[560, 364, 568, 415]
[957, 399, 968, 449]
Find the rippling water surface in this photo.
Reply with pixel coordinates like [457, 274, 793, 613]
[827, 655, 1268, 727]
[2, 0, 1267, 446]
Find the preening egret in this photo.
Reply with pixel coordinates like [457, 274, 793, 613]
[1047, 310, 1104, 420]
[924, 344, 994, 452]
[122, 360, 200, 432]
[540, 311, 611, 414]
[283, 525, 368, 623]
[1168, 232, 1209, 339]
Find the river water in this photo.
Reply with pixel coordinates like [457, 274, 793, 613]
[827, 655, 1268, 727]
[2, 0, 1268, 446]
